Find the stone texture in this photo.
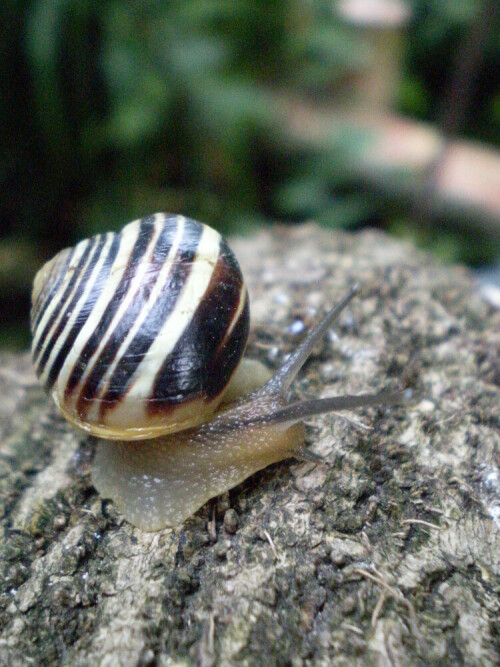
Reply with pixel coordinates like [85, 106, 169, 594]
[0, 225, 498, 666]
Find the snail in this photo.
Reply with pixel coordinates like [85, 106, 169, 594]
[31, 213, 406, 531]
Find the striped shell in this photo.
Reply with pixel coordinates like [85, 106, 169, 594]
[31, 213, 249, 440]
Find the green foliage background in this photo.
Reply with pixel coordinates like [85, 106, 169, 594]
[0, 0, 499, 349]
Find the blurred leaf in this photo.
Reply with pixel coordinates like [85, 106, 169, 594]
[26, 0, 73, 160]
[0, 0, 498, 352]
[398, 75, 430, 118]
[316, 195, 375, 229]
[275, 176, 330, 218]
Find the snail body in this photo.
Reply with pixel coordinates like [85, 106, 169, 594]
[92, 397, 305, 530]
[31, 213, 404, 531]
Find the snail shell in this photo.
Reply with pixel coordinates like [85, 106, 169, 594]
[31, 213, 249, 440]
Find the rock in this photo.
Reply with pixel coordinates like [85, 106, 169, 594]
[0, 225, 498, 666]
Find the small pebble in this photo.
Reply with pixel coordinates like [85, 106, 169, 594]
[330, 551, 346, 566]
[53, 514, 67, 530]
[139, 648, 155, 665]
[214, 540, 231, 560]
[343, 596, 356, 614]
[289, 319, 305, 335]
[273, 291, 290, 305]
[223, 509, 239, 534]
[418, 399, 435, 413]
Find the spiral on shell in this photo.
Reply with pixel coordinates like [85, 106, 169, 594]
[31, 213, 249, 440]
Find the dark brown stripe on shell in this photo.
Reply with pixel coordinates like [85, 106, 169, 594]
[205, 289, 249, 399]
[34, 235, 101, 374]
[33, 240, 94, 364]
[65, 216, 157, 404]
[31, 246, 76, 333]
[147, 236, 248, 412]
[45, 232, 121, 391]
[90, 218, 203, 417]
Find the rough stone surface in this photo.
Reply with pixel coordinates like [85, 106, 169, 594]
[0, 225, 498, 666]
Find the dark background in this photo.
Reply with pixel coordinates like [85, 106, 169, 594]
[1, 0, 499, 350]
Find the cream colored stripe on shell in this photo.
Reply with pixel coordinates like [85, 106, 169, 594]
[34, 238, 103, 373]
[102, 222, 222, 432]
[31, 246, 71, 331]
[222, 281, 248, 348]
[37, 233, 114, 386]
[51, 218, 145, 407]
[91, 216, 186, 403]
[31, 240, 88, 358]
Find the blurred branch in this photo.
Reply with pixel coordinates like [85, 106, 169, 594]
[415, 0, 500, 227]
[284, 101, 500, 237]
[438, 0, 499, 138]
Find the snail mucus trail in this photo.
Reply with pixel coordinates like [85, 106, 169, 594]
[31, 213, 406, 531]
